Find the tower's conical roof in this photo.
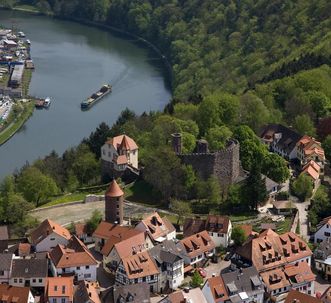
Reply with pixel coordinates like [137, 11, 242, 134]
[106, 179, 124, 197]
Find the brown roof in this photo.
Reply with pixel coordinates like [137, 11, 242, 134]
[121, 251, 159, 280]
[166, 291, 185, 303]
[46, 277, 74, 300]
[140, 212, 175, 241]
[101, 228, 144, 257]
[106, 135, 138, 151]
[0, 226, 9, 240]
[297, 135, 325, 160]
[236, 229, 312, 272]
[302, 160, 321, 181]
[180, 230, 215, 258]
[30, 219, 71, 245]
[74, 223, 87, 237]
[183, 216, 230, 238]
[0, 285, 30, 303]
[116, 155, 127, 165]
[106, 179, 124, 198]
[50, 236, 97, 268]
[74, 281, 101, 303]
[285, 289, 322, 303]
[204, 276, 229, 303]
[93, 222, 128, 240]
[18, 243, 31, 257]
[260, 267, 290, 291]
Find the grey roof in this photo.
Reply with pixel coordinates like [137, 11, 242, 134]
[11, 259, 48, 278]
[0, 226, 8, 240]
[0, 253, 13, 271]
[149, 240, 184, 266]
[113, 283, 150, 303]
[265, 175, 279, 192]
[314, 237, 331, 260]
[222, 266, 263, 299]
[261, 124, 302, 155]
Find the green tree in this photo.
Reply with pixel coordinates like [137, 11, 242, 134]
[197, 97, 221, 135]
[197, 177, 221, 205]
[231, 226, 247, 246]
[293, 114, 316, 136]
[190, 270, 203, 288]
[292, 174, 313, 201]
[206, 126, 233, 151]
[170, 200, 192, 225]
[262, 153, 290, 183]
[308, 91, 331, 119]
[86, 210, 102, 234]
[17, 167, 59, 206]
[244, 161, 267, 210]
[322, 135, 331, 161]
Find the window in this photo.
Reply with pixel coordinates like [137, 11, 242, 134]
[116, 204, 119, 208]
[325, 232, 330, 237]
[62, 286, 65, 294]
[61, 299, 65, 303]
[84, 274, 91, 278]
[0, 270, 4, 276]
[52, 299, 57, 303]
[32, 279, 36, 283]
[19, 279, 23, 283]
[14, 279, 17, 283]
[77, 266, 80, 270]
[50, 237, 55, 241]
[39, 279, 42, 283]
[54, 286, 57, 291]
[86, 265, 90, 269]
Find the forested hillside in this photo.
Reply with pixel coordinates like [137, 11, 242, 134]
[14, 0, 331, 102]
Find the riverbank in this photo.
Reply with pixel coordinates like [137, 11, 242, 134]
[0, 101, 34, 146]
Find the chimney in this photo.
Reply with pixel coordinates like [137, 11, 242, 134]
[171, 133, 182, 154]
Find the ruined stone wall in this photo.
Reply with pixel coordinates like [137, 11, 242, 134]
[178, 139, 241, 188]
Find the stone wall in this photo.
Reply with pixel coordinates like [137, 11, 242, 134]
[178, 139, 241, 189]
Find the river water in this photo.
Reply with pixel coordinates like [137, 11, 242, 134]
[0, 11, 171, 179]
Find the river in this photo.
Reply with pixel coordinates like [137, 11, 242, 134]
[0, 10, 171, 179]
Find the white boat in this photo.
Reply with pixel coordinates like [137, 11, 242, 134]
[26, 39, 31, 45]
[44, 97, 51, 108]
[18, 31, 26, 38]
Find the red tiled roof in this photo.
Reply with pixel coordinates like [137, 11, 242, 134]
[105, 179, 124, 198]
[46, 277, 74, 300]
[236, 229, 312, 272]
[121, 251, 159, 280]
[204, 276, 229, 303]
[301, 160, 321, 181]
[285, 289, 322, 303]
[106, 135, 138, 151]
[18, 243, 31, 257]
[74, 223, 87, 237]
[180, 230, 215, 258]
[30, 219, 71, 245]
[50, 236, 97, 268]
[0, 285, 30, 303]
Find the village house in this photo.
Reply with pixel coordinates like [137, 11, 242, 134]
[8, 243, 32, 258]
[178, 230, 215, 266]
[234, 229, 312, 273]
[0, 253, 14, 284]
[135, 212, 176, 244]
[285, 289, 322, 303]
[301, 160, 321, 187]
[49, 236, 98, 281]
[0, 225, 9, 252]
[314, 237, 331, 281]
[202, 275, 229, 303]
[45, 277, 74, 303]
[115, 250, 159, 293]
[260, 261, 315, 302]
[101, 227, 153, 272]
[111, 283, 150, 303]
[260, 124, 302, 160]
[314, 216, 331, 244]
[0, 284, 35, 303]
[74, 223, 93, 244]
[160, 287, 208, 303]
[296, 135, 325, 167]
[149, 240, 185, 292]
[184, 215, 232, 248]
[93, 221, 117, 252]
[73, 281, 101, 303]
[101, 134, 139, 178]
[9, 259, 48, 288]
[30, 219, 71, 252]
[221, 267, 264, 303]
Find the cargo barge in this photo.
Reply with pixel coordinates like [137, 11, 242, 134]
[81, 84, 112, 110]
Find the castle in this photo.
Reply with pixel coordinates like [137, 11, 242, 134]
[171, 133, 243, 189]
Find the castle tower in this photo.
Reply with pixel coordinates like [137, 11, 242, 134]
[171, 133, 182, 154]
[105, 179, 124, 225]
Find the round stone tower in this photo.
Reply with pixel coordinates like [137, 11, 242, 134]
[105, 179, 124, 225]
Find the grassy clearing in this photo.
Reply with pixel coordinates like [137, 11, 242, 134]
[42, 193, 87, 207]
[0, 101, 34, 145]
[276, 217, 292, 233]
[229, 212, 258, 223]
[22, 69, 33, 97]
[124, 180, 163, 207]
[13, 5, 41, 13]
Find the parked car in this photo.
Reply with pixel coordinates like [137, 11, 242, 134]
[196, 268, 207, 278]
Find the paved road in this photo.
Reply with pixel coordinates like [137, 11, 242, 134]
[294, 200, 310, 240]
[30, 200, 167, 226]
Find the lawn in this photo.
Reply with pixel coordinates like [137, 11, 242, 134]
[124, 180, 163, 207]
[42, 193, 88, 207]
[229, 212, 258, 223]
